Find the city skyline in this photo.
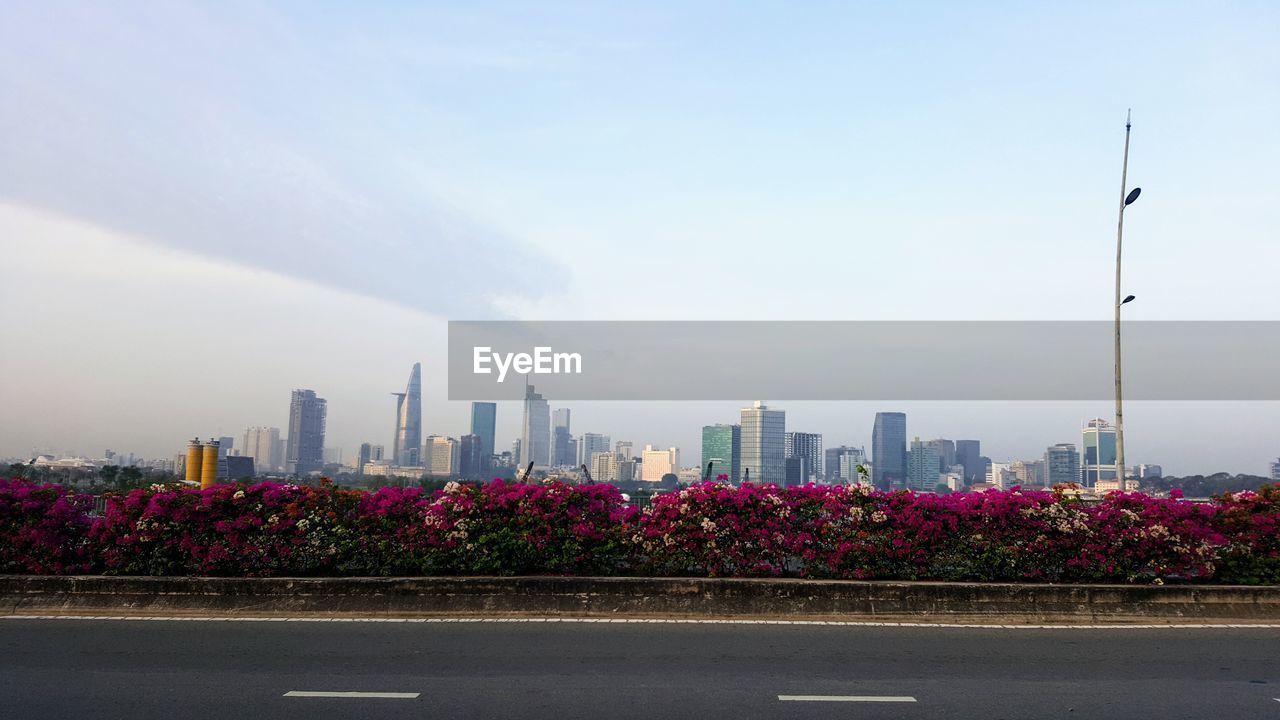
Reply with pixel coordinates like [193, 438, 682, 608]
[3, 3, 1278, 475]
[10, 390, 1280, 480]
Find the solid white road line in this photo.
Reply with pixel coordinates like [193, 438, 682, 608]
[3, 615, 1280, 629]
[284, 691, 419, 699]
[779, 695, 917, 702]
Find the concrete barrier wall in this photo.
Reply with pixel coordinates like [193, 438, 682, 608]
[3, 575, 1280, 624]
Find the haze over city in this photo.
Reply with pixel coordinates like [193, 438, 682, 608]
[2, 1, 1278, 475]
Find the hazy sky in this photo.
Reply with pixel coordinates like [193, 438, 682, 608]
[2, 2, 1278, 474]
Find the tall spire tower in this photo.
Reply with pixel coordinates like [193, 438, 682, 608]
[392, 362, 422, 466]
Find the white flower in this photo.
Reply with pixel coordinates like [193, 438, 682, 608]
[233, 490, 245, 500]
[870, 510, 887, 523]
[700, 518, 717, 533]
[444, 481, 463, 494]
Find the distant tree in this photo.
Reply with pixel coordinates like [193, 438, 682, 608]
[934, 482, 953, 495]
[98, 465, 120, 486]
[117, 466, 144, 490]
[1141, 473, 1274, 498]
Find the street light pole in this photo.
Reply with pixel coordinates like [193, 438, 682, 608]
[1114, 111, 1141, 490]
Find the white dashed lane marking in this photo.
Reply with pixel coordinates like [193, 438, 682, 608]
[779, 695, 917, 702]
[284, 691, 419, 699]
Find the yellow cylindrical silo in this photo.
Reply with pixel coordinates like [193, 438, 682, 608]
[185, 439, 204, 484]
[201, 440, 220, 489]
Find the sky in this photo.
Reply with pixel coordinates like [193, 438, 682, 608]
[1, 1, 1278, 474]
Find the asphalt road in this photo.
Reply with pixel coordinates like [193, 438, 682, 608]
[2, 619, 1278, 720]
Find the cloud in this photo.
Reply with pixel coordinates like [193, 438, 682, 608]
[0, 2, 563, 318]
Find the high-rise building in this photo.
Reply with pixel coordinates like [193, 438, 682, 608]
[1045, 443, 1080, 486]
[392, 363, 422, 467]
[1137, 464, 1163, 479]
[640, 445, 679, 482]
[925, 439, 956, 472]
[955, 439, 982, 484]
[520, 385, 551, 468]
[615, 441, 633, 459]
[1271, 458, 1280, 482]
[217, 436, 235, 460]
[577, 433, 611, 466]
[242, 427, 281, 472]
[1010, 459, 1045, 486]
[552, 408, 574, 466]
[458, 434, 484, 480]
[591, 451, 619, 484]
[285, 389, 326, 476]
[424, 436, 460, 477]
[872, 412, 907, 490]
[701, 424, 741, 483]
[785, 432, 823, 483]
[470, 402, 497, 473]
[784, 456, 809, 487]
[1082, 418, 1118, 487]
[907, 437, 940, 492]
[988, 461, 1018, 489]
[357, 442, 374, 477]
[825, 445, 868, 483]
[740, 401, 785, 485]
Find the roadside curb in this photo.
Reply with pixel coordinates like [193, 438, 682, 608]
[3, 575, 1279, 625]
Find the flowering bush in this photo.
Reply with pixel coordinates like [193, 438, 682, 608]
[0, 479, 96, 574]
[1210, 485, 1280, 584]
[339, 481, 637, 576]
[90, 481, 363, 576]
[3, 478, 1280, 584]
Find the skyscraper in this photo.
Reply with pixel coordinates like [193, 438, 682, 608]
[871, 412, 907, 490]
[1045, 443, 1081, 486]
[242, 426, 281, 471]
[1082, 418, 1118, 487]
[1271, 458, 1280, 481]
[392, 363, 422, 467]
[285, 389, 326, 476]
[701, 424, 741, 483]
[907, 437, 940, 492]
[552, 408, 574, 466]
[925, 438, 956, 472]
[825, 445, 867, 483]
[577, 433, 611, 466]
[520, 384, 550, 467]
[740, 401, 785, 485]
[470, 402, 497, 474]
[955, 439, 982, 484]
[357, 442, 373, 476]
[459, 434, 483, 480]
[785, 432, 823, 483]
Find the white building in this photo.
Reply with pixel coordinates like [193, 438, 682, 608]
[740, 401, 785, 484]
[424, 436, 460, 477]
[641, 445, 680, 482]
